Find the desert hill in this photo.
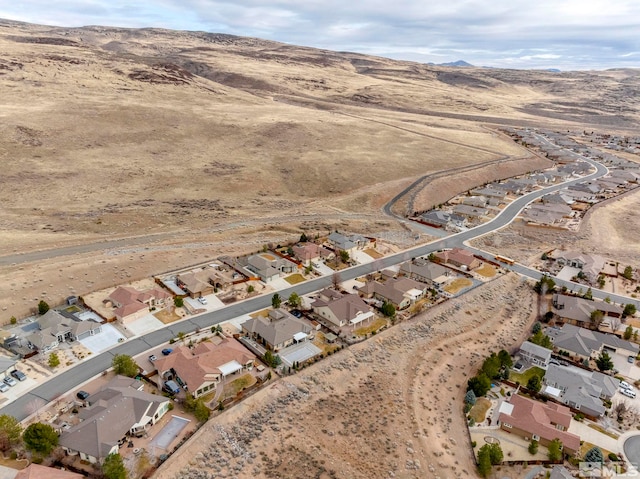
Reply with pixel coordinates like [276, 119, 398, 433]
[0, 19, 639, 318]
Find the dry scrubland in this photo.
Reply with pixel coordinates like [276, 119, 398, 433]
[156, 274, 536, 479]
[0, 19, 640, 479]
[1, 20, 640, 319]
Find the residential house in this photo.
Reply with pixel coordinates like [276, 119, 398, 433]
[552, 294, 622, 327]
[26, 310, 102, 353]
[106, 285, 172, 323]
[154, 337, 255, 398]
[452, 204, 488, 220]
[543, 363, 619, 417]
[547, 323, 639, 361]
[470, 187, 506, 201]
[327, 232, 370, 254]
[59, 376, 170, 464]
[518, 341, 551, 369]
[399, 258, 450, 290]
[498, 393, 580, 455]
[292, 242, 335, 266]
[420, 210, 466, 229]
[311, 288, 375, 327]
[461, 196, 487, 208]
[242, 309, 314, 351]
[542, 192, 574, 206]
[245, 253, 296, 283]
[433, 248, 481, 270]
[358, 277, 426, 310]
[15, 464, 83, 479]
[553, 251, 606, 283]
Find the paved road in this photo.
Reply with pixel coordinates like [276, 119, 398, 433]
[0, 147, 616, 421]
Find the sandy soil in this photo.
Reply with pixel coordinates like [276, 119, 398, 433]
[154, 273, 537, 479]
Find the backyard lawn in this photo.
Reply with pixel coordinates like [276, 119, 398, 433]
[475, 264, 497, 278]
[509, 366, 545, 385]
[468, 397, 492, 423]
[444, 278, 473, 294]
[223, 373, 256, 400]
[354, 318, 388, 336]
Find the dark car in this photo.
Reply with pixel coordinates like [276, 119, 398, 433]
[10, 370, 26, 381]
[76, 390, 90, 400]
[291, 310, 303, 318]
[161, 348, 173, 356]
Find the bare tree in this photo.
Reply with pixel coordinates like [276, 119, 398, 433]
[613, 400, 628, 422]
[332, 272, 342, 290]
[610, 316, 622, 334]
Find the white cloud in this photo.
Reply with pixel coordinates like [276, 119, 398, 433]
[1, 0, 639, 69]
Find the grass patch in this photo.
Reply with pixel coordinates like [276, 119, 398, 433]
[223, 374, 256, 400]
[588, 424, 620, 440]
[475, 264, 497, 278]
[284, 273, 306, 285]
[509, 366, 545, 385]
[0, 455, 28, 470]
[153, 309, 181, 324]
[364, 248, 383, 259]
[354, 318, 388, 336]
[312, 332, 341, 354]
[444, 278, 473, 294]
[468, 397, 492, 423]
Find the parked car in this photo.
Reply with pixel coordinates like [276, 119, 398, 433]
[10, 370, 26, 381]
[149, 354, 157, 362]
[621, 381, 633, 390]
[76, 390, 90, 400]
[161, 348, 173, 356]
[621, 388, 636, 398]
[629, 356, 635, 364]
[3, 377, 16, 387]
[198, 297, 208, 305]
[0, 383, 9, 393]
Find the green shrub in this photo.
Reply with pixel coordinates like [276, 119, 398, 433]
[609, 452, 619, 461]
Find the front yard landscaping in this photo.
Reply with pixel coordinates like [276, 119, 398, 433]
[284, 273, 306, 285]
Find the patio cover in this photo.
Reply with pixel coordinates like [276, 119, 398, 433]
[219, 360, 243, 377]
[293, 332, 307, 342]
[349, 311, 375, 326]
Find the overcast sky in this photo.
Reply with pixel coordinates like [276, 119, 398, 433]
[2, 1, 639, 70]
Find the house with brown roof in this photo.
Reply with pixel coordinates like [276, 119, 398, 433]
[15, 464, 83, 479]
[552, 294, 622, 328]
[498, 394, 580, 455]
[311, 288, 375, 327]
[292, 242, 335, 266]
[400, 258, 450, 290]
[154, 337, 256, 398]
[59, 376, 170, 464]
[105, 285, 172, 323]
[358, 277, 427, 310]
[433, 248, 481, 270]
[176, 265, 232, 298]
[242, 309, 314, 351]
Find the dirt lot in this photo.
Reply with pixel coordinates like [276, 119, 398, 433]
[154, 273, 537, 479]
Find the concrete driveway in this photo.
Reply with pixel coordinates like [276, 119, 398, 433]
[569, 419, 620, 453]
[79, 324, 125, 353]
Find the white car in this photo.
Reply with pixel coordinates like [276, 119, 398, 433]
[197, 297, 208, 305]
[0, 383, 9, 393]
[621, 381, 634, 391]
[621, 388, 636, 398]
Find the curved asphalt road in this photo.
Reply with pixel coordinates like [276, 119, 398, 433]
[0, 150, 621, 422]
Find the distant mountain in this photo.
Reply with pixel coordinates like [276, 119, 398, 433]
[439, 60, 474, 67]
